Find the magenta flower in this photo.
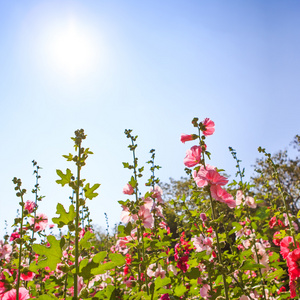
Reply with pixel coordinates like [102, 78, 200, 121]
[202, 118, 215, 136]
[24, 200, 36, 213]
[9, 231, 20, 242]
[20, 271, 35, 281]
[2, 288, 30, 300]
[183, 145, 202, 167]
[123, 183, 134, 195]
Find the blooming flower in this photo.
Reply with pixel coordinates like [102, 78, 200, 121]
[29, 213, 48, 231]
[24, 201, 36, 213]
[183, 145, 202, 167]
[202, 118, 215, 136]
[123, 183, 134, 195]
[9, 231, 20, 242]
[210, 185, 236, 209]
[2, 288, 30, 300]
[193, 164, 228, 187]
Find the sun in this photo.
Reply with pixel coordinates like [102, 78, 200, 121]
[47, 19, 96, 77]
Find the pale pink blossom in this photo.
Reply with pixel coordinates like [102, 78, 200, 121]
[123, 183, 134, 195]
[2, 288, 30, 300]
[236, 190, 257, 208]
[0, 242, 12, 260]
[192, 236, 213, 255]
[283, 213, 299, 231]
[149, 185, 163, 203]
[200, 284, 211, 299]
[167, 264, 178, 275]
[120, 205, 136, 224]
[134, 206, 154, 229]
[240, 296, 250, 300]
[210, 185, 236, 209]
[29, 213, 48, 231]
[193, 165, 228, 187]
[202, 118, 215, 136]
[180, 134, 197, 143]
[183, 146, 202, 167]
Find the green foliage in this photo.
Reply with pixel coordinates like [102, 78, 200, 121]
[52, 203, 75, 228]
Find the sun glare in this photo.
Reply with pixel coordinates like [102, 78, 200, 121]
[47, 20, 96, 77]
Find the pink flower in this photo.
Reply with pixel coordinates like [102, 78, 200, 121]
[9, 232, 20, 242]
[200, 284, 211, 298]
[20, 271, 35, 281]
[180, 134, 197, 143]
[29, 213, 48, 231]
[0, 242, 12, 260]
[210, 185, 236, 208]
[183, 145, 202, 167]
[134, 206, 154, 229]
[120, 205, 135, 224]
[202, 118, 215, 136]
[2, 288, 30, 300]
[193, 164, 228, 187]
[24, 201, 36, 213]
[123, 184, 134, 195]
[149, 185, 163, 203]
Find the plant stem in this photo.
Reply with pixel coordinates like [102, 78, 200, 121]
[74, 141, 81, 300]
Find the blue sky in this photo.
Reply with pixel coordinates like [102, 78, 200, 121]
[1, 0, 300, 236]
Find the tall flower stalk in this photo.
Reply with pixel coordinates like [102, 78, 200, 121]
[12, 177, 26, 300]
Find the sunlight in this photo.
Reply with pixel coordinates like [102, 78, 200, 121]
[47, 19, 96, 77]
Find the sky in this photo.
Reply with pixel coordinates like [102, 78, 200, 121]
[1, 0, 300, 236]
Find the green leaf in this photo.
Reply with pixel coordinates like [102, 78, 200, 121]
[256, 207, 268, 220]
[56, 169, 73, 186]
[154, 277, 171, 290]
[52, 203, 75, 228]
[62, 153, 73, 161]
[240, 261, 265, 270]
[79, 230, 95, 249]
[84, 183, 101, 200]
[186, 267, 200, 279]
[108, 253, 125, 266]
[174, 285, 187, 297]
[93, 251, 107, 263]
[30, 235, 62, 272]
[105, 285, 116, 300]
[267, 268, 286, 280]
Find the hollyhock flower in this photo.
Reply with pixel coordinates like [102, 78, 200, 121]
[202, 118, 215, 136]
[193, 165, 228, 187]
[283, 213, 299, 231]
[134, 206, 154, 229]
[235, 190, 256, 208]
[200, 284, 211, 298]
[2, 288, 30, 300]
[273, 231, 282, 246]
[160, 294, 170, 300]
[29, 213, 48, 231]
[120, 205, 136, 224]
[167, 264, 178, 275]
[269, 217, 277, 229]
[287, 248, 300, 280]
[192, 236, 213, 255]
[149, 185, 163, 203]
[20, 271, 35, 281]
[240, 296, 250, 300]
[180, 134, 197, 143]
[184, 145, 202, 167]
[200, 213, 207, 222]
[210, 185, 236, 209]
[123, 183, 134, 195]
[0, 241, 12, 259]
[280, 236, 298, 259]
[24, 200, 36, 213]
[9, 231, 20, 242]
